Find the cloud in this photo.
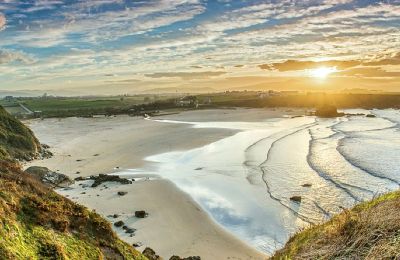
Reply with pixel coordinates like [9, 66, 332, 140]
[259, 52, 400, 73]
[145, 71, 227, 80]
[259, 60, 361, 71]
[0, 13, 5, 31]
[0, 49, 34, 65]
[334, 67, 400, 78]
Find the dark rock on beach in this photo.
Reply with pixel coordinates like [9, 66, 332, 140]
[290, 196, 302, 203]
[170, 256, 201, 260]
[126, 228, 136, 234]
[133, 242, 143, 247]
[90, 174, 132, 187]
[117, 191, 128, 196]
[25, 166, 74, 188]
[302, 183, 312, 187]
[114, 220, 124, 227]
[142, 247, 161, 260]
[315, 105, 344, 118]
[135, 210, 147, 218]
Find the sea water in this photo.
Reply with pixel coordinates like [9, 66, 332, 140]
[119, 109, 400, 254]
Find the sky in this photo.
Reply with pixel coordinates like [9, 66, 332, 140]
[0, 0, 399, 95]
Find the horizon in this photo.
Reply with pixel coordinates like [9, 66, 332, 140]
[0, 0, 400, 95]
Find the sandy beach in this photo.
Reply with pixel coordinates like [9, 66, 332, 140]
[24, 108, 302, 259]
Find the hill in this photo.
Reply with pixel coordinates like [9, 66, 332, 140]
[273, 191, 400, 259]
[0, 106, 146, 259]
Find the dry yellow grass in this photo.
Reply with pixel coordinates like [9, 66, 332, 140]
[273, 191, 400, 259]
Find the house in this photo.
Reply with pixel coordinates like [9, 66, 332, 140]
[176, 96, 198, 107]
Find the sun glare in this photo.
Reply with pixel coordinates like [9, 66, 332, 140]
[310, 67, 337, 79]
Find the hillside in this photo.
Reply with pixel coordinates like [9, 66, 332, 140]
[0, 106, 146, 259]
[273, 191, 400, 259]
[0, 106, 41, 161]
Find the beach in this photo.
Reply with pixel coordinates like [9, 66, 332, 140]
[24, 108, 299, 259]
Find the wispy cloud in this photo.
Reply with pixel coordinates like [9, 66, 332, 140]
[0, 0, 399, 92]
[0, 13, 5, 31]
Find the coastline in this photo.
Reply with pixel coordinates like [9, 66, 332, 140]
[24, 108, 301, 259]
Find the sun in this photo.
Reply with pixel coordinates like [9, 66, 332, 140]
[310, 67, 337, 79]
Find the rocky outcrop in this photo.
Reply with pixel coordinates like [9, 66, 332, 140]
[290, 196, 302, 203]
[315, 105, 344, 118]
[90, 174, 132, 187]
[25, 166, 74, 188]
[142, 247, 161, 260]
[170, 256, 201, 260]
[135, 210, 148, 218]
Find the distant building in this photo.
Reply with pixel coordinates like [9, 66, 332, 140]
[176, 96, 198, 107]
[4, 96, 14, 102]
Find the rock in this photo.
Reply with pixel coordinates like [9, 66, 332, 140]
[126, 228, 136, 234]
[112, 214, 119, 219]
[194, 167, 203, 170]
[114, 220, 124, 227]
[133, 242, 143, 247]
[117, 191, 128, 196]
[135, 210, 147, 218]
[302, 183, 312, 187]
[315, 105, 344, 118]
[142, 247, 161, 260]
[290, 196, 302, 203]
[90, 174, 132, 187]
[93, 154, 100, 156]
[366, 114, 376, 118]
[170, 256, 201, 260]
[25, 166, 74, 188]
[74, 176, 86, 181]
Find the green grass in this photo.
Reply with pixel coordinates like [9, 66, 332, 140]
[0, 106, 40, 160]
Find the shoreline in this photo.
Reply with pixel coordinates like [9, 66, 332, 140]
[58, 177, 266, 259]
[24, 108, 303, 259]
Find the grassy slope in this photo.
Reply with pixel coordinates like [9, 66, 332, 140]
[0, 106, 146, 259]
[0, 106, 41, 161]
[273, 191, 400, 259]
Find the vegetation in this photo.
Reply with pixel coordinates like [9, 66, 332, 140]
[0, 106, 41, 161]
[0, 106, 146, 259]
[198, 92, 400, 109]
[3, 92, 399, 119]
[273, 191, 400, 259]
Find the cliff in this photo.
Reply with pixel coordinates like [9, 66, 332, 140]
[0, 106, 146, 259]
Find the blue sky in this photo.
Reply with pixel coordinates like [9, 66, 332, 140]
[0, 0, 399, 95]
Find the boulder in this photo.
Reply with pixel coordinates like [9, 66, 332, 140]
[135, 210, 147, 218]
[132, 242, 143, 247]
[126, 228, 136, 234]
[170, 256, 201, 260]
[315, 105, 344, 118]
[302, 183, 312, 188]
[114, 220, 124, 227]
[142, 247, 161, 260]
[290, 196, 302, 203]
[366, 114, 376, 118]
[90, 174, 132, 187]
[117, 191, 128, 196]
[25, 166, 74, 188]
